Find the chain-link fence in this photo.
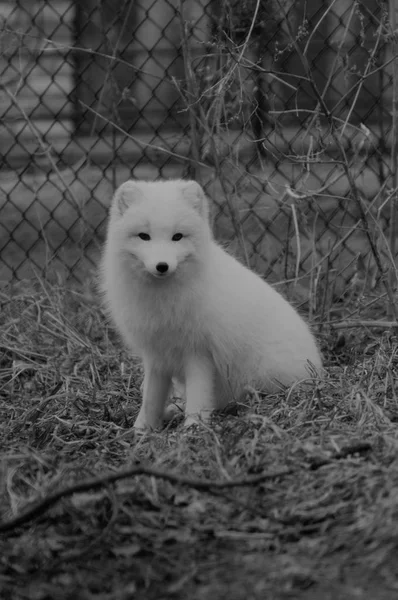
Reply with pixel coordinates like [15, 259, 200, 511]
[0, 0, 396, 301]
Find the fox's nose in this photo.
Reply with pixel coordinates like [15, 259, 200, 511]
[156, 262, 169, 274]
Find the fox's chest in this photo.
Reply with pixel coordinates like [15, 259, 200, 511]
[132, 288, 206, 344]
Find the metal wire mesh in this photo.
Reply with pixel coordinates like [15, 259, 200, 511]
[0, 0, 395, 297]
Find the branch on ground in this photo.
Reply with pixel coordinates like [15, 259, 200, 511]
[0, 464, 291, 534]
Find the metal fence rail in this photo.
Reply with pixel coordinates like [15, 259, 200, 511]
[0, 0, 396, 303]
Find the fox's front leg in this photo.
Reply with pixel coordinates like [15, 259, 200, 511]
[184, 355, 216, 426]
[134, 356, 171, 430]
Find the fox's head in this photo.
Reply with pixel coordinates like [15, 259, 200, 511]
[107, 180, 212, 280]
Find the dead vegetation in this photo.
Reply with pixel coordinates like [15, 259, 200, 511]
[1, 275, 398, 599]
[1, 1, 398, 597]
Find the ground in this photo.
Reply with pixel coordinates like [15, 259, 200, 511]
[1, 276, 398, 599]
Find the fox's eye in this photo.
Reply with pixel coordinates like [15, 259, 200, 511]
[138, 233, 151, 241]
[172, 233, 183, 241]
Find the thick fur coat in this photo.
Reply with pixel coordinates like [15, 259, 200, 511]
[100, 179, 322, 429]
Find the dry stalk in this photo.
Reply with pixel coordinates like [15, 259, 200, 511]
[79, 101, 209, 168]
[1, 86, 85, 221]
[88, 0, 135, 137]
[331, 320, 398, 329]
[3, 24, 163, 83]
[388, 0, 398, 317]
[175, 3, 260, 264]
[276, 0, 398, 321]
[178, 0, 201, 181]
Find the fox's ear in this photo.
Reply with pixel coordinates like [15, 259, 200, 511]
[113, 181, 143, 215]
[181, 181, 209, 221]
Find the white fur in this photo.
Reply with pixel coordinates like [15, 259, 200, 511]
[100, 179, 322, 429]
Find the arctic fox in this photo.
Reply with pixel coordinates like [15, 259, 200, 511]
[100, 179, 322, 430]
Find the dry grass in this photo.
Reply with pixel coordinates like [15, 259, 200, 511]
[1, 274, 398, 600]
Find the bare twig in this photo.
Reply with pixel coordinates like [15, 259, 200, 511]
[178, 1, 201, 180]
[329, 320, 398, 329]
[0, 465, 291, 534]
[341, 16, 384, 138]
[89, 0, 135, 137]
[2, 25, 165, 82]
[2, 86, 85, 220]
[303, 0, 340, 58]
[308, 442, 373, 470]
[276, 0, 398, 320]
[79, 101, 209, 168]
[388, 0, 398, 316]
[290, 204, 301, 281]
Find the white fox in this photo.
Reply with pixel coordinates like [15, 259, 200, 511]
[100, 179, 322, 429]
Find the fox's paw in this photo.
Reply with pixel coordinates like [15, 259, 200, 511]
[132, 421, 151, 435]
[164, 402, 185, 423]
[183, 415, 200, 429]
[133, 414, 162, 432]
[183, 410, 214, 429]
